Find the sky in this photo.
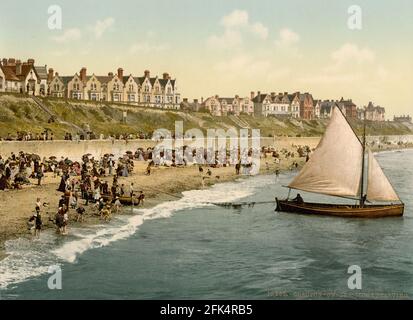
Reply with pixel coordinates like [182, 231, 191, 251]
[0, 0, 412, 117]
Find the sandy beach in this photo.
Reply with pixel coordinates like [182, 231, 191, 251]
[1, 137, 411, 260]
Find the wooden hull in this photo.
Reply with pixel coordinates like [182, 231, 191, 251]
[275, 199, 404, 218]
[101, 194, 136, 205]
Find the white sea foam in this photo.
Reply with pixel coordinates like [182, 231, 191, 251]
[0, 175, 272, 289]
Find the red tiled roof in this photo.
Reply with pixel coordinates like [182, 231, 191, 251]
[0, 65, 20, 81]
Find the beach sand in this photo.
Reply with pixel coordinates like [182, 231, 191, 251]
[0, 137, 410, 259]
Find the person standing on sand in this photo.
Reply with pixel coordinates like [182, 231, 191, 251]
[55, 208, 64, 234]
[35, 197, 42, 211]
[34, 209, 42, 237]
[36, 166, 43, 186]
[62, 209, 69, 235]
[137, 191, 145, 206]
[114, 197, 122, 214]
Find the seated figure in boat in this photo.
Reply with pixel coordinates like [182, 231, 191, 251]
[292, 193, 304, 204]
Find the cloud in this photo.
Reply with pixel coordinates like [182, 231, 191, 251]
[299, 43, 379, 85]
[207, 10, 268, 49]
[92, 17, 115, 39]
[214, 54, 271, 75]
[331, 43, 375, 66]
[51, 28, 81, 43]
[275, 28, 300, 48]
[221, 10, 249, 28]
[129, 42, 168, 54]
[251, 22, 268, 40]
[207, 29, 243, 49]
[299, 73, 364, 84]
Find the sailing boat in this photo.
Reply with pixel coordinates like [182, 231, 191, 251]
[276, 107, 404, 218]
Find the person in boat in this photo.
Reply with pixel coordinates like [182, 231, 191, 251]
[361, 194, 367, 207]
[292, 193, 304, 204]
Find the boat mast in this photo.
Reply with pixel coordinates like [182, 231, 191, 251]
[360, 111, 367, 206]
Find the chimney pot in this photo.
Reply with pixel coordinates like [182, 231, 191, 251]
[80, 67, 87, 82]
[117, 67, 123, 79]
[48, 68, 54, 82]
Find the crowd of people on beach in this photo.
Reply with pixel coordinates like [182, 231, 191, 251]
[1, 141, 316, 238]
[1, 130, 152, 141]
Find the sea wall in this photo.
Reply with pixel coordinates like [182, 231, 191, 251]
[0, 140, 158, 161]
[0, 137, 319, 160]
[1, 135, 411, 160]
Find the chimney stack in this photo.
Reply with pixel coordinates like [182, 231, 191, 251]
[144, 70, 150, 78]
[250, 91, 255, 100]
[183, 98, 188, 103]
[16, 60, 22, 75]
[48, 68, 54, 82]
[27, 58, 35, 65]
[8, 58, 16, 65]
[201, 97, 204, 103]
[108, 72, 114, 77]
[1, 58, 7, 66]
[257, 91, 261, 103]
[117, 67, 123, 80]
[163, 72, 169, 80]
[194, 99, 198, 103]
[80, 67, 87, 82]
[55, 72, 59, 77]
[271, 92, 275, 98]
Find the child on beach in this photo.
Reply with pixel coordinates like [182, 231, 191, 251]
[76, 204, 85, 222]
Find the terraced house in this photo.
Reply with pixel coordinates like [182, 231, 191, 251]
[203, 95, 254, 116]
[48, 67, 181, 109]
[252, 91, 301, 118]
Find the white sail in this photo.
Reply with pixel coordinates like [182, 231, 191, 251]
[366, 150, 399, 201]
[288, 107, 363, 197]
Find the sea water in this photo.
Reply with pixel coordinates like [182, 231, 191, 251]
[0, 149, 412, 299]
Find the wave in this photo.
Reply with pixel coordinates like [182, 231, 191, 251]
[0, 175, 273, 290]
